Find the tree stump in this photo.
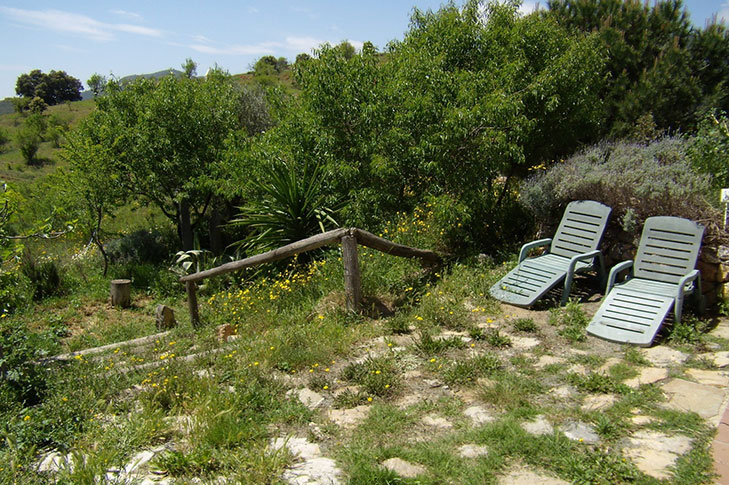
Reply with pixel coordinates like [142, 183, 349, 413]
[110, 279, 131, 308]
[155, 305, 176, 330]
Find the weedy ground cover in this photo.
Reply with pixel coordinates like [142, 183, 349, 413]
[0, 210, 724, 484]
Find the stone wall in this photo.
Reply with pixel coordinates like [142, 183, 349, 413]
[698, 246, 729, 306]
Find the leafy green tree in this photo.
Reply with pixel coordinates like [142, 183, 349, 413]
[15, 117, 43, 165]
[60, 133, 126, 274]
[689, 111, 729, 189]
[295, 53, 311, 65]
[86, 73, 107, 97]
[286, 0, 604, 249]
[27, 96, 47, 114]
[254, 56, 278, 76]
[182, 58, 198, 78]
[15, 70, 82, 105]
[69, 71, 243, 250]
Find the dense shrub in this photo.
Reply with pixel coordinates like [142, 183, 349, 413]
[20, 251, 65, 301]
[0, 127, 9, 152]
[106, 229, 177, 265]
[520, 137, 721, 245]
[15, 123, 42, 165]
[689, 111, 729, 190]
[0, 319, 56, 407]
[0, 267, 31, 314]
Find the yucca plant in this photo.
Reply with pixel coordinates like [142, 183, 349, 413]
[231, 159, 341, 253]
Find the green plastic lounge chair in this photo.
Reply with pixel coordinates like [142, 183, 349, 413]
[489, 200, 611, 307]
[586, 216, 704, 347]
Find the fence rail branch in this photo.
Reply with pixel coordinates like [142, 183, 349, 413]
[352, 228, 442, 263]
[180, 227, 442, 320]
[180, 228, 348, 283]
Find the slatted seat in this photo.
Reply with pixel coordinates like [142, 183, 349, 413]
[490, 200, 611, 307]
[586, 216, 704, 346]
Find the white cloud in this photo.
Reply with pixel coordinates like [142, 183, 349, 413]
[719, 2, 729, 24]
[284, 36, 326, 52]
[186, 35, 366, 58]
[115, 24, 162, 37]
[247, 7, 259, 14]
[0, 63, 29, 72]
[189, 43, 276, 55]
[192, 34, 212, 44]
[0, 7, 163, 42]
[110, 9, 143, 22]
[518, 1, 539, 15]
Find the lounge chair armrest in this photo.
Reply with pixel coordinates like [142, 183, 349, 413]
[567, 250, 601, 273]
[677, 269, 700, 294]
[606, 260, 633, 293]
[561, 250, 603, 305]
[519, 238, 552, 263]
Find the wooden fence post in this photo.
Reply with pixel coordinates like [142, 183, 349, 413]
[185, 281, 201, 328]
[341, 234, 362, 312]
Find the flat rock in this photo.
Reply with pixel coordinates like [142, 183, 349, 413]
[521, 416, 553, 436]
[550, 385, 577, 399]
[271, 436, 342, 485]
[581, 394, 617, 412]
[38, 451, 70, 473]
[624, 367, 669, 388]
[710, 324, 729, 340]
[567, 364, 588, 375]
[463, 405, 494, 425]
[660, 378, 727, 422]
[622, 431, 692, 480]
[396, 394, 425, 409]
[561, 421, 599, 444]
[327, 405, 370, 428]
[458, 444, 489, 458]
[499, 468, 569, 485]
[422, 414, 453, 429]
[294, 388, 326, 410]
[402, 370, 423, 380]
[381, 458, 426, 478]
[534, 355, 566, 370]
[598, 358, 623, 373]
[511, 336, 541, 351]
[631, 415, 656, 426]
[641, 347, 689, 367]
[122, 445, 168, 475]
[712, 351, 729, 368]
[684, 368, 729, 387]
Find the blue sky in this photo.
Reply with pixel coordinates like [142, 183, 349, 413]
[0, 1, 726, 99]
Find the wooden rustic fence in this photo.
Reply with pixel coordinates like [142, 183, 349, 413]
[179, 227, 442, 326]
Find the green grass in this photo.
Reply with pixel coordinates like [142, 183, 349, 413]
[0, 229, 720, 484]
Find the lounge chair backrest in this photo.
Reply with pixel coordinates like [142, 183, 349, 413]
[633, 216, 704, 284]
[550, 200, 612, 259]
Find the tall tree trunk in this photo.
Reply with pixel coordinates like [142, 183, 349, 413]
[209, 204, 223, 255]
[93, 207, 109, 276]
[179, 199, 194, 251]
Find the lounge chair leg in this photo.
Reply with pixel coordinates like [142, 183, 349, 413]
[561, 272, 574, 306]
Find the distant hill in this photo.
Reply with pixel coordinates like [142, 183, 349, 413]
[0, 98, 13, 115]
[119, 69, 185, 83]
[0, 69, 185, 113]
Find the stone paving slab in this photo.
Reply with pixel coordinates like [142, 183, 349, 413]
[661, 378, 727, 423]
[499, 468, 569, 485]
